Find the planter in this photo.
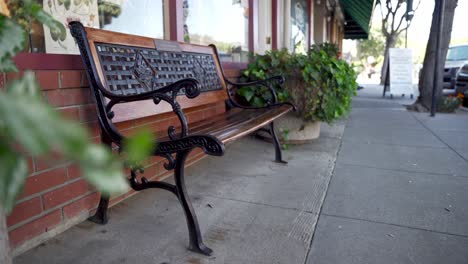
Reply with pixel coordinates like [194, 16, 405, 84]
[257, 112, 321, 144]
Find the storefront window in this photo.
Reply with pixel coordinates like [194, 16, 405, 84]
[183, 0, 249, 63]
[99, 0, 164, 39]
[290, 0, 308, 54]
[9, 0, 164, 54]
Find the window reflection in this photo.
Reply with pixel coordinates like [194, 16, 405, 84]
[8, 0, 164, 54]
[183, 0, 249, 62]
[290, 0, 308, 54]
[99, 0, 164, 39]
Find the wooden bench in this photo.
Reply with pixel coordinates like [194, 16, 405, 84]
[69, 22, 293, 256]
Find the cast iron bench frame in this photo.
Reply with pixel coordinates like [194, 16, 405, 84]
[70, 21, 294, 256]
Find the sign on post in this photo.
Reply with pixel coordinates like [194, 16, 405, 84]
[389, 48, 414, 97]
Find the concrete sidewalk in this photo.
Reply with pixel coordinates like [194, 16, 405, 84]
[308, 85, 468, 264]
[15, 118, 345, 263]
[15, 85, 468, 263]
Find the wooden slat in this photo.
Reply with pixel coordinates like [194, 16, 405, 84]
[157, 105, 293, 144]
[111, 90, 227, 123]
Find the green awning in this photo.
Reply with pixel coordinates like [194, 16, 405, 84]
[340, 0, 375, 39]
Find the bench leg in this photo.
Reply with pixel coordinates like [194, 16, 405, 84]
[174, 150, 213, 256]
[269, 122, 287, 164]
[88, 195, 110, 224]
[88, 135, 112, 224]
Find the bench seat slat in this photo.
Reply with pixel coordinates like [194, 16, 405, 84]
[158, 105, 293, 145]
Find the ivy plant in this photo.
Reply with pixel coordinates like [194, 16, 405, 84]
[238, 43, 358, 124]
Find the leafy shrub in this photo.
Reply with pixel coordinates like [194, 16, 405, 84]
[238, 43, 357, 123]
[437, 93, 463, 113]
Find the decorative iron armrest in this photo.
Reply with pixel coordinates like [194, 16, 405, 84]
[104, 78, 200, 141]
[154, 134, 225, 170]
[225, 75, 295, 110]
[105, 78, 200, 116]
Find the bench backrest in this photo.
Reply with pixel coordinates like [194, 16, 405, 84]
[70, 22, 229, 123]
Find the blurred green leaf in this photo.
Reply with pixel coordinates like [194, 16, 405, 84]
[0, 142, 28, 214]
[80, 145, 128, 195]
[0, 0, 159, 215]
[237, 87, 255, 102]
[123, 129, 154, 168]
[0, 15, 26, 72]
[0, 73, 133, 210]
[27, 2, 67, 41]
[251, 97, 266, 107]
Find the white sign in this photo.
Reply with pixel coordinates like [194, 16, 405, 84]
[389, 48, 413, 96]
[43, 0, 100, 54]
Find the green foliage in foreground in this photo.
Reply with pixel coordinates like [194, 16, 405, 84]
[0, 74, 128, 213]
[0, 0, 152, 214]
[238, 43, 358, 123]
[437, 95, 462, 113]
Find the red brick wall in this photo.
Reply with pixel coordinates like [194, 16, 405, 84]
[3, 67, 242, 254]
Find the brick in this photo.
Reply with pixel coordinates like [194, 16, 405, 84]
[42, 179, 89, 210]
[9, 210, 62, 248]
[60, 70, 84, 88]
[45, 88, 92, 107]
[141, 155, 164, 167]
[26, 157, 34, 174]
[142, 163, 158, 179]
[6, 197, 42, 227]
[109, 193, 127, 207]
[0, 73, 5, 90]
[5, 71, 26, 84]
[67, 164, 82, 180]
[57, 106, 80, 121]
[19, 167, 68, 199]
[36, 71, 60, 90]
[83, 75, 90, 87]
[90, 136, 102, 144]
[78, 104, 97, 122]
[83, 121, 101, 138]
[35, 155, 67, 172]
[63, 192, 100, 219]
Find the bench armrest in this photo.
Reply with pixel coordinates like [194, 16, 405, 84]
[105, 78, 201, 115]
[105, 78, 200, 145]
[225, 75, 295, 110]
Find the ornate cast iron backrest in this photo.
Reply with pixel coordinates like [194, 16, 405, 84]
[75, 26, 227, 99]
[70, 22, 229, 144]
[95, 43, 223, 97]
[70, 22, 228, 120]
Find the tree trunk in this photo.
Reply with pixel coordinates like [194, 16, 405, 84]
[380, 35, 398, 85]
[0, 206, 12, 264]
[409, 0, 458, 111]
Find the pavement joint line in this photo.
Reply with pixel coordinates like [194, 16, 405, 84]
[341, 140, 448, 149]
[337, 162, 468, 179]
[304, 117, 347, 264]
[410, 111, 468, 164]
[317, 135, 343, 140]
[200, 194, 318, 214]
[351, 107, 409, 111]
[321, 213, 468, 239]
[345, 124, 427, 131]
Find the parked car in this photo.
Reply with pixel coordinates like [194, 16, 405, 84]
[444, 45, 468, 100]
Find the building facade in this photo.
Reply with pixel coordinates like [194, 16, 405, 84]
[3, 0, 373, 255]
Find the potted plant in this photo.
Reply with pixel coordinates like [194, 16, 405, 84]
[237, 43, 358, 143]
